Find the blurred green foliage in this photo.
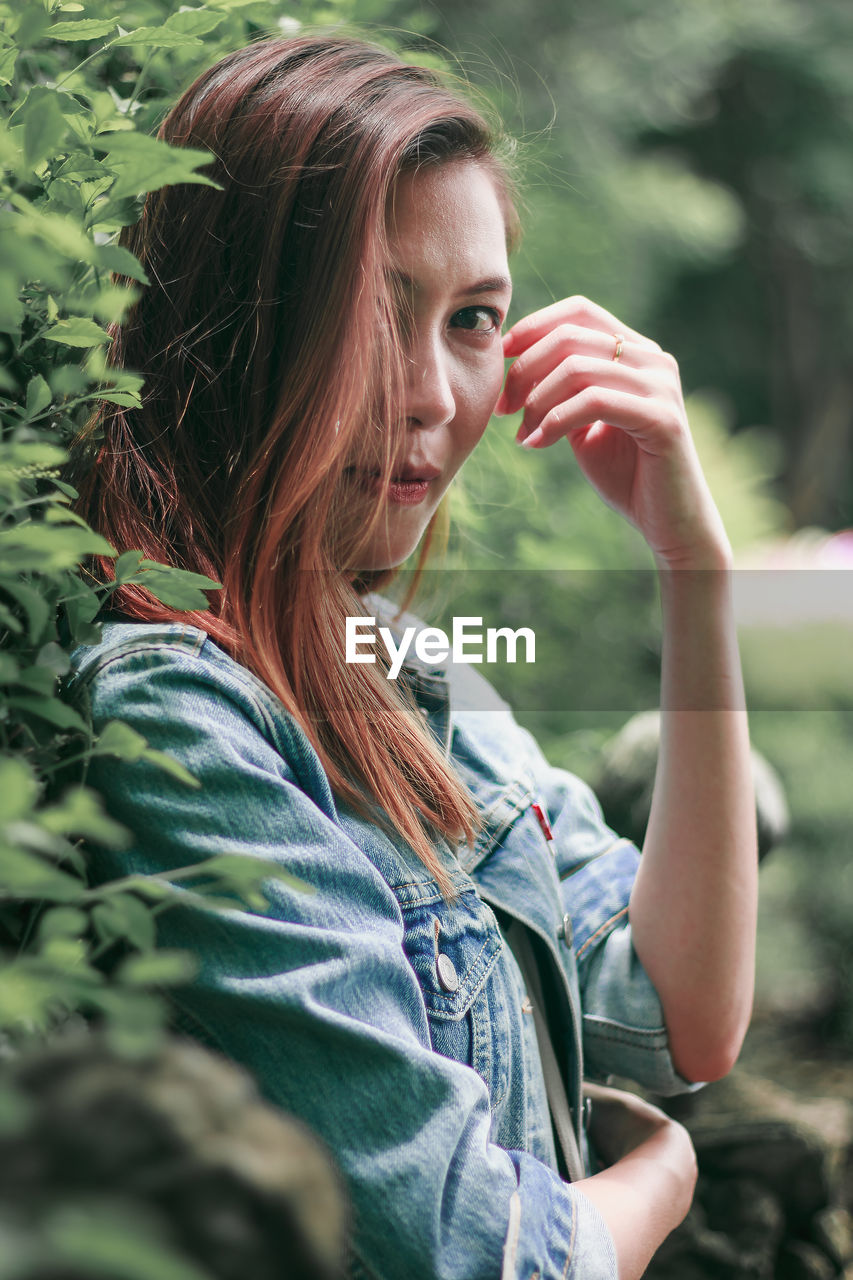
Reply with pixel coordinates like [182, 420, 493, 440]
[424, 0, 853, 529]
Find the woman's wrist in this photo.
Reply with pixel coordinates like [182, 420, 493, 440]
[652, 533, 733, 574]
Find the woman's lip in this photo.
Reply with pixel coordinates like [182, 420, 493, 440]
[394, 464, 442, 482]
[387, 478, 431, 505]
[345, 466, 441, 483]
[344, 469, 437, 505]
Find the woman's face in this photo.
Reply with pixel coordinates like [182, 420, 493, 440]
[348, 159, 512, 572]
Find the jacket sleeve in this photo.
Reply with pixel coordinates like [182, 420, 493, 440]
[500, 714, 704, 1097]
[73, 643, 619, 1280]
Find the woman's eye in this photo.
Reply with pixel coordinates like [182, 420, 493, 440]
[451, 306, 502, 334]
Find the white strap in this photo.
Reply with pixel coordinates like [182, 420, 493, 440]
[500, 1190, 522, 1280]
[506, 919, 586, 1184]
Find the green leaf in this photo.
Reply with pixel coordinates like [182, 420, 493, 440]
[163, 8, 227, 36]
[45, 17, 117, 39]
[114, 549, 144, 583]
[110, 27, 204, 49]
[92, 892, 155, 949]
[10, 198, 96, 262]
[91, 281, 141, 325]
[38, 935, 89, 967]
[85, 359, 144, 397]
[98, 131, 220, 201]
[0, 653, 20, 683]
[99, 990, 168, 1056]
[13, 5, 50, 45]
[95, 719, 148, 761]
[7, 819, 83, 871]
[36, 906, 88, 942]
[36, 642, 71, 677]
[0, 578, 50, 645]
[0, 521, 115, 571]
[0, 758, 40, 823]
[41, 787, 129, 847]
[116, 949, 199, 986]
[45, 505, 102, 530]
[94, 241, 149, 284]
[132, 561, 221, 611]
[0, 966, 59, 1025]
[0, 604, 23, 635]
[7, 695, 88, 732]
[94, 721, 200, 788]
[137, 747, 201, 789]
[62, 587, 103, 644]
[16, 664, 58, 696]
[179, 851, 313, 898]
[91, 389, 142, 408]
[25, 374, 52, 417]
[0, 39, 19, 88]
[44, 316, 113, 347]
[0, 291, 25, 333]
[21, 90, 68, 169]
[55, 152, 108, 183]
[0, 440, 67, 471]
[0, 845, 82, 900]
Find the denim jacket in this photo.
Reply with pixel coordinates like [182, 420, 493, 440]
[67, 593, 699, 1280]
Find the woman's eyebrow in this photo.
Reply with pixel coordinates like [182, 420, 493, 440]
[388, 269, 512, 297]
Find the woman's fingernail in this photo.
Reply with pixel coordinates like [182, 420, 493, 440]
[519, 427, 544, 448]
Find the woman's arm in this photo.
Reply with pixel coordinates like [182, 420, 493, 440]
[630, 559, 757, 1083]
[575, 1086, 698, 1280]
[497, 296, 759, 1083]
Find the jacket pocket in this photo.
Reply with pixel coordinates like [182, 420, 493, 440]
[399, 886, 512, 1108]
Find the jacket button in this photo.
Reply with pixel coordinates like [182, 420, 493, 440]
[558, 913, 572, 945]
[436, 953, 459, 992]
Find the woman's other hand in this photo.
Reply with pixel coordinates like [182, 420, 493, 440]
[496, 296, 731, 570]
[576, 1082, 698, 1280]
[583, 1082, 690, 1169]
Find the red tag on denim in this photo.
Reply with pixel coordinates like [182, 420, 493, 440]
[531, 801, 554, 844]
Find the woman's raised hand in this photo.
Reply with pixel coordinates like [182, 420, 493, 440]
[495, 296, 732, 570]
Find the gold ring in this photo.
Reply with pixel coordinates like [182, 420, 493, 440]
[612, 333, 624, 362]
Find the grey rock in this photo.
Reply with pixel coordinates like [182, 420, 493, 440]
[812, 1206, 853, 1270]
[0, 1029, 348, 1280]
[777, 1241, 837, 1280]
[591, 709, 790, 859]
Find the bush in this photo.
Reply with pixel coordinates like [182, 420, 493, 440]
[0, 0, 384, 1055]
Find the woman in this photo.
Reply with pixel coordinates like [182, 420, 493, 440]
[67, 34, 758, 1280]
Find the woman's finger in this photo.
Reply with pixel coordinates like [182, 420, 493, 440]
[514, 354, 667, 439]
[498, 327, 675, 417]
[518, 384, 681, 451]
[503, 295, 661, 358]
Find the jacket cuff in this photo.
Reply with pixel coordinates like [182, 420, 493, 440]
[581, 920, 706, 1096]
[503, 1151, 618, 1280]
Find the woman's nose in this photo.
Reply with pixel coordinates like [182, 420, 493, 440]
[404, 336, 456, 429]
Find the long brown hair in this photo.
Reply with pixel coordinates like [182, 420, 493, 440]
[72, 35, 520, 896]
